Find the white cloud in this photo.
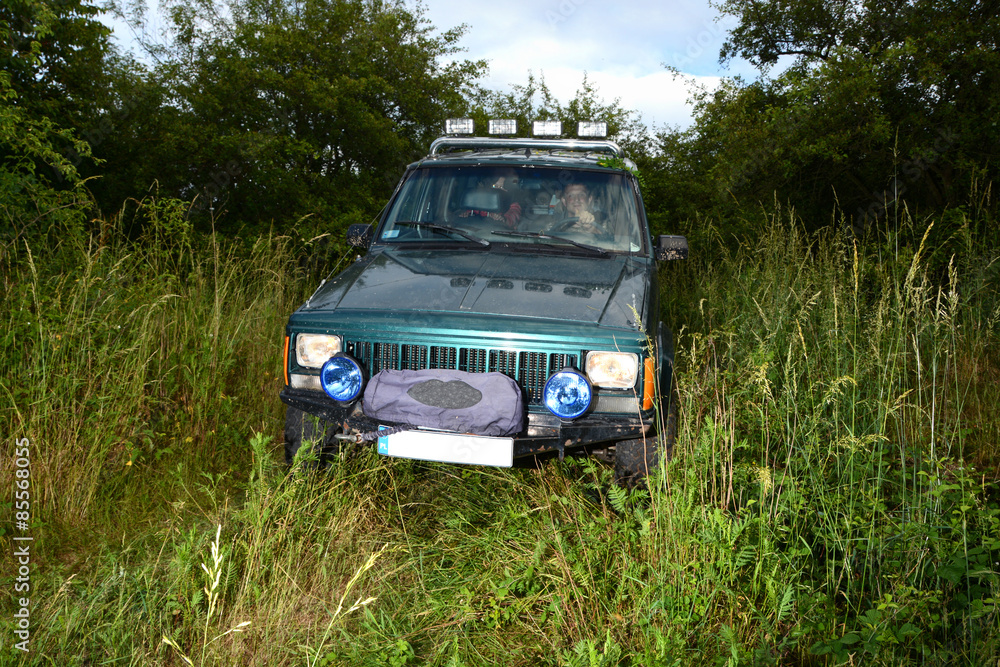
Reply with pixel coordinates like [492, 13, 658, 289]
[102, 0, 755, 129]
[422, 0, 742, 128]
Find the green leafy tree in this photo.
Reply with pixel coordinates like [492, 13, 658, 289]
[1, 0, 110, 129]
[663, 0, 1000, 227]
[103, 0, 485, 228]
[78, 52, 182, 216]
[467, 72, 650, 157]
[1, 0, 103, 247]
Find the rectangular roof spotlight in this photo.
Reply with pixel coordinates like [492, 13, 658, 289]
[532, 120, 562, 136]
[445, 118, 474, 135]
[577, 121, 608, 138]
[488, 119, 517, 135]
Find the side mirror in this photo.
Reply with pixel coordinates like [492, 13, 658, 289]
[347, 224, 374, 249]
[655, 235, 688, 261]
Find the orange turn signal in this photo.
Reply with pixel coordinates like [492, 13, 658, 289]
[283, 335, 290, 387]
[642, 357, 655, 410]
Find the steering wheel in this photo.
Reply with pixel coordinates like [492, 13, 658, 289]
[547, 217, 580, 234]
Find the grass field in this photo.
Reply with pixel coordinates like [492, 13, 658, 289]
[2, 197, 999, 665]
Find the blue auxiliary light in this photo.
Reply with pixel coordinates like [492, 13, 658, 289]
[320, 354, 364, 402]
[542, 369, 592, 419]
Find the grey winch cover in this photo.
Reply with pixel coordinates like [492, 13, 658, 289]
[362, 369, 524, 436]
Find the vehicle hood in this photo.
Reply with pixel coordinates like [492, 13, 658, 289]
[302, 248, 650, 329]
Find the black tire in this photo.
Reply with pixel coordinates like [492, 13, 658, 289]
[614, 384, 678, 486]
[284, 406, 342, 468]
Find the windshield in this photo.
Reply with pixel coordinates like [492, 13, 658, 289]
[379, 165, 645, 253]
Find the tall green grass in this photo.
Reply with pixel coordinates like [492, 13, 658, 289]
[1, 199, 998, 665]
[3, 198, 313, 530]
[659, 203, 1000, 664]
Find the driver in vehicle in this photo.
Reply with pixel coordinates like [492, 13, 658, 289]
[552, 183, 613, 241]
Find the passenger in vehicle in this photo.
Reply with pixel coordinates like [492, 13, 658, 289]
[457, 169, 523, 229]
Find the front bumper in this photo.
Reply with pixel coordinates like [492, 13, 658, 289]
[279, 387, 654, 459]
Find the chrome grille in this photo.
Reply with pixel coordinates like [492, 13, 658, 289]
[346, 340, 579, 404]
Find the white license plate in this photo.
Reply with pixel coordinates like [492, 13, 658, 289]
[377, 428, 513, 467]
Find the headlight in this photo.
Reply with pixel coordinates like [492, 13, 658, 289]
[585, 352, 639, 389]
[295, 334, 342, 368]
[320, 354, 364, 402]
[542, 369, 592, 419]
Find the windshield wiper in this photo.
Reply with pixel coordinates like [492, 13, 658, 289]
[491, 230, 608, 255]
[393, 222, 489, 247]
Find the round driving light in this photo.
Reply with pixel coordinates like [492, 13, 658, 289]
[542, 369, 592, 419]
[319, 354, 364, 402]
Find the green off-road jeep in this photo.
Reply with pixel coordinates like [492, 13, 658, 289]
[279, 120, 687, 483]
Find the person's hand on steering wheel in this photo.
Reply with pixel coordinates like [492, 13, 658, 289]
[550, 215, 609, 239]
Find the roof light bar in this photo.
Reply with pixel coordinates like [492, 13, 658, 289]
[429, 136, 624, 157]
[445, 118, 474, 135]
[577, 121, 608, 138]
[532, 120, 562, 136]
[488, 119, 517, 135]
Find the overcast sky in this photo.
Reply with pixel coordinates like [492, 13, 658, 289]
[103, 0, 760, 130]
